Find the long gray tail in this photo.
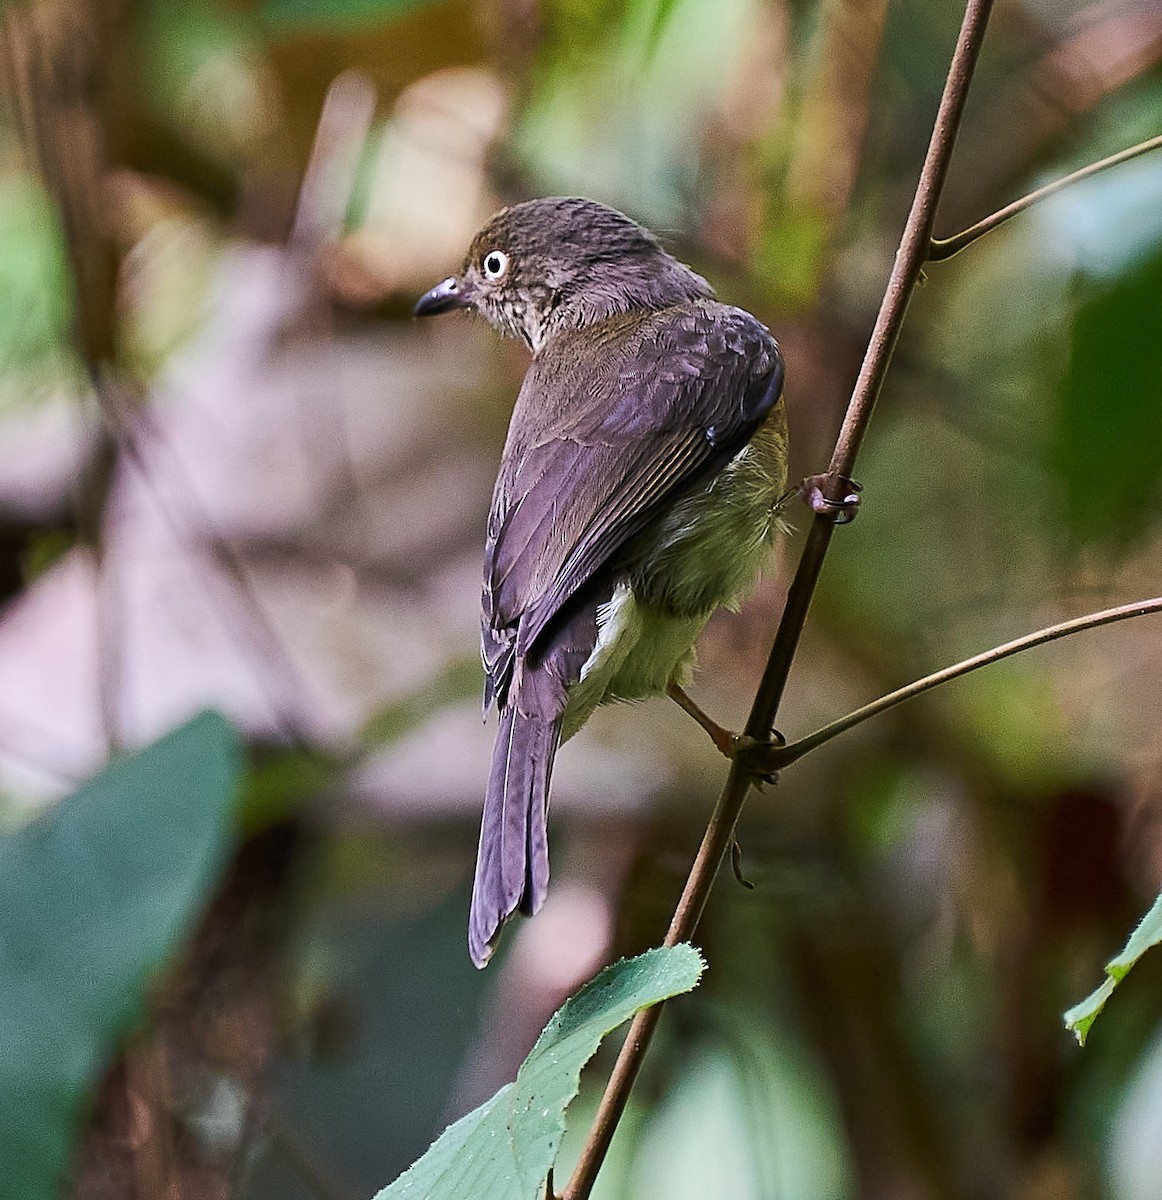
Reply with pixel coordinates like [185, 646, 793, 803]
[469, 704, 561, 967]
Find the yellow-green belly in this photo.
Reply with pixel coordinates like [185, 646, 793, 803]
[561, 401, 788, 741]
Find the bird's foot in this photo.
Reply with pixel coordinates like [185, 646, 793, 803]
[800, 473, 862, 524]
[667, 684, 785, 783]
[726, 731, 787, 786]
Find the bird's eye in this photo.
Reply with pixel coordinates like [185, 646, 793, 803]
[482, 249, 509, 281]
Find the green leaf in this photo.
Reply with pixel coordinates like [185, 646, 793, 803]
[1065, 888, 1162, 1046]
[0, 711, 243, 1200]
[374, 944, 706, 1200]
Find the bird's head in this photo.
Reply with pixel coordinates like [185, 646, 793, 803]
[414, 197, 713, 351]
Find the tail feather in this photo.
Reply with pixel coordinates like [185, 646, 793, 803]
[469, 705, 560, 967]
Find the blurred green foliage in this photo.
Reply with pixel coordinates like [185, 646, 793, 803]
[1, 0, 1161, 1196]
[0, 712, 241, 1200]
[517, 0, 760, 225]
[261, 0, 442, 32]
[1054, 246, 1162, 552]
[0, 172, 72, 379]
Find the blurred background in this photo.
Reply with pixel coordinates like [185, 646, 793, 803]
[0, 0, 1161, 1197]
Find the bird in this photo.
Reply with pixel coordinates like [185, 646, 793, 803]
[415, 197, 788, 967]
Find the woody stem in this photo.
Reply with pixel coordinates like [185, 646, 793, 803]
[561, 1, 996, 1196]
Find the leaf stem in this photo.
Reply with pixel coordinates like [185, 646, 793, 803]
[928, 133, 1162, 261]
[561, 2, 995, 1196]
[774, 596, 1162, 768]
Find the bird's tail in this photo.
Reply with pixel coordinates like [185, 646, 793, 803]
[469, 704, 561, 967]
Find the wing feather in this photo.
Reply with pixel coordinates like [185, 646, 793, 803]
[482, 302, 782, 705]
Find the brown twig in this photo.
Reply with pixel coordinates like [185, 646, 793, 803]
[561, 2, 996, 1196]
[773, 596, 1162, 768]
[929, 132, 1162, 261]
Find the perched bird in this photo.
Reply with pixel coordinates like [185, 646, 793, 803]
[415, 197, 788, 966]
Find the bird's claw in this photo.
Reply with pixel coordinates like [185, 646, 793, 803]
[728, 730, 787, 785]
[800, 473, 862, 524]
[667, 683, 786, 782]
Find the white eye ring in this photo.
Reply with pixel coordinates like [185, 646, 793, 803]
[482, 249, 509, 280]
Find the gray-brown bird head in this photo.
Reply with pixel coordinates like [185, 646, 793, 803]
[414, 197, 714, 351]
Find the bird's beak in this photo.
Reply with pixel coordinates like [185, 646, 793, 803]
[414, 275, 471, 317]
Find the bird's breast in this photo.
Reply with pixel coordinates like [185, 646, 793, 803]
[625, 399, 789, 617]
[561, 582, 707, 741]
[559, 400, 789, 738]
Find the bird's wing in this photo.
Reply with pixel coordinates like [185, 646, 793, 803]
[483, 304, 783, 707]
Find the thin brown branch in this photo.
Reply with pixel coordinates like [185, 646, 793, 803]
[561, 2, 995, 1197]
[773, 596, 1162, 768]
[928, 132, 1162, 261]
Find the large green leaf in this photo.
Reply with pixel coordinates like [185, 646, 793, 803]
[0, 711, 243, 1200]
[374, 944, 706, 1200]
[1065, 888, 1162, 1046]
